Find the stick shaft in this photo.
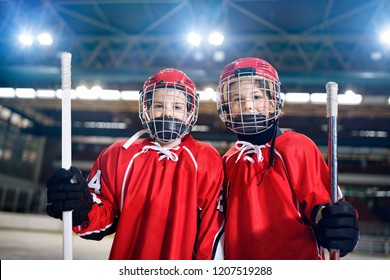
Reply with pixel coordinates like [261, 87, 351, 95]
[326, 81, 340, 260]
[328, 116, 338, 204]
[326, 82, 338, 204]
[61, 52, 73, 260]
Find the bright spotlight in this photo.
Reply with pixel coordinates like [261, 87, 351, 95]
[187, 32, 202, 46]
[18, 34, 33, 45]
[380, 28, 390, 45]
[208, 32, 224, 46]
[37, 33, 53, 45]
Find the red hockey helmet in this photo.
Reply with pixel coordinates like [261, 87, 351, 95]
[142, 68, 197, 99]
[139, 68, 199, 142]
[216, 57, 283, 134]
[220, 57, 279, 86]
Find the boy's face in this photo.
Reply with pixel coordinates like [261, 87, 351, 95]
[228, 79, 275, 118]
[150, 88, 188, 121]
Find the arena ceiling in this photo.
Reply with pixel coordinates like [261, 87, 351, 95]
[0, 0, 389, 151]
[1, 0, 390, 90]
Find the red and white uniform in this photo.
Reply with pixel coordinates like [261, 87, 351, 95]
[73, 135, 224, 260]
[223, 131, 332, 259]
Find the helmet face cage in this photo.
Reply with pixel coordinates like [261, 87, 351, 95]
[217, 59, 282, 135]
[139, 72, 199, 143]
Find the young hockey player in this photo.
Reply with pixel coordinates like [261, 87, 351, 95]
[216, 57, 359, 259]
[46, 68, 224, 260]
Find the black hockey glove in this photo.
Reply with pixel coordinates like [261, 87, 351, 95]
[312, 201, 359, 257]
[46, 166, 93, 226]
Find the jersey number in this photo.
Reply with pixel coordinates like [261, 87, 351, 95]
[88, 170, 102, 195]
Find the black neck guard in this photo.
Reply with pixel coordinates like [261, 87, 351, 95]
[237, 124, 282, 145]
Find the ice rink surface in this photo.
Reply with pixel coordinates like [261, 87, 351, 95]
[0, 228, 113, 260]
[0, 228, 386, 260]
[0, 212, 387, 260]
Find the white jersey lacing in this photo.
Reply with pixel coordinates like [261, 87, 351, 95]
[123, 129, 180, 162]
[235, 141, 268, 163]
[142, 142, 180, 162]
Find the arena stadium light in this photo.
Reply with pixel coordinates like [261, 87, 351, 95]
[338, 90, 362, 105]
[187, 32, 202, 46]
[310, 92, 327, 104]
[76, 85, 98, 100]
[380, 28, 390, 45]
[36, 89, 56, 98]
[90, 85, 102, 98]
[120, 90, 139, 101]
[56, 89, 77, 99]
[15, 88, 36, 98]
[18, 33, 33, 45]
[208, 32, 224, 46]
[198, 88, 215, 101]
[0, 88, 16, 98]
[99, 89, 121, 100]
[37, 33, 53, 46]
[285, 92, 310, 103]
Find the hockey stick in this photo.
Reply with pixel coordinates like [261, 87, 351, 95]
[61, 52, 73, 260]
[326, 81, 340, 260]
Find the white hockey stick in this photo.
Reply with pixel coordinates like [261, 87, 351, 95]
[61, 52, 73, 260]
[326, 81, 340, 260]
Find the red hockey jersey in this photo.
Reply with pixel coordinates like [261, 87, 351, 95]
[73, 135, 224, 260]
[223, 131, 334, 260]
